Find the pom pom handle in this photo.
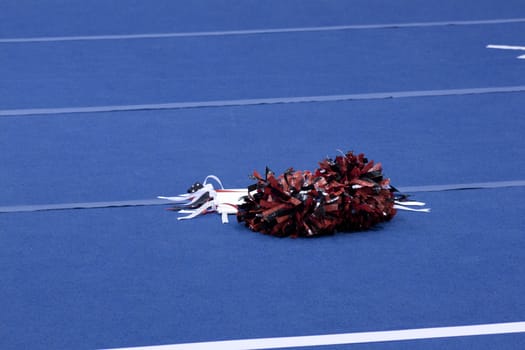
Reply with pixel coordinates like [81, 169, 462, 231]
[159, 175, 247, 222]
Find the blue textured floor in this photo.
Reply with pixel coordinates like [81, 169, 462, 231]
[2, 189, 524, 349]
[1, 94, 524, 205]
[1, 0, 524, 37]
[1, 1, 524, 349]
[2, 24, 525, 109]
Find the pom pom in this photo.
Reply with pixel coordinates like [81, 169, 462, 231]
[236, 151, 397, 237]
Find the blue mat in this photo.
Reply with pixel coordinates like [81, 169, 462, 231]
[1, 1, 524, 349]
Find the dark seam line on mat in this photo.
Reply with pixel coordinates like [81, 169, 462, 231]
[1, 86, 525, 117]
[1, 180, 524, 213]
[1, 18, 525, 44]
[399, 180, 525, 193]
[0, 199, 172, 213]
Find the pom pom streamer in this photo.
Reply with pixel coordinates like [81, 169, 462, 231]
[159, 175, 247, 224]
[159, 152, 429, 236]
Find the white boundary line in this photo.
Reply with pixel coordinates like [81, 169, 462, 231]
[1, 18, 525, 43]
[2, 179, 525, 213]
[1, 85, 525, 117]
[103, 321, 525, 350]
[487, 44, 525, 59]
[487, 45, 525, 51]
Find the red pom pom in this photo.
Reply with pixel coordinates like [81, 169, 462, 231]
[236, 151, 397, 237]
